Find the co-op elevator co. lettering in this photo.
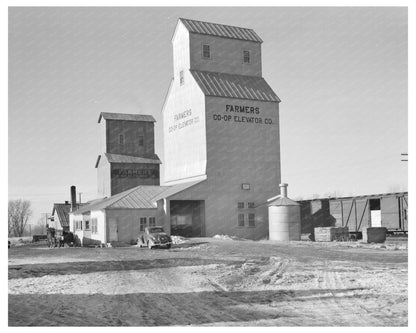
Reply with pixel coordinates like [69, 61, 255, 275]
[212, 104, 273, 124]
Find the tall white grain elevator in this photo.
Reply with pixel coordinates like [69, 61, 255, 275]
[160, 18, 281, 240]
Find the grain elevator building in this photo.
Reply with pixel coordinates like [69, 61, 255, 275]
[95, 112, 161, 197]
[160, 18, 281, 239]
[69, 18, 282, 244]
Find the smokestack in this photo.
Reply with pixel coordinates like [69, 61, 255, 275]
[279, 183, 288, 198]
[70, 186, 77, 212]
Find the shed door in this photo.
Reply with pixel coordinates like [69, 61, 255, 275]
[108, 218, 118, 241]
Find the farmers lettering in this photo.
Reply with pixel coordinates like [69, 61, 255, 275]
[169, 109, 200, 133]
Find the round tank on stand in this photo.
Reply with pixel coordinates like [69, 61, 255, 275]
[268, 183, 301, 241]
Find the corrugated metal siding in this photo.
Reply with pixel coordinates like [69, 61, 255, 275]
[191, 70, 280, 102]
[180, 18, 263, 43]
[98, 112, 156, 123]
[105, 153, 161, 164]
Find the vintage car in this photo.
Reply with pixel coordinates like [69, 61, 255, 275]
[138, 226, 172, 249]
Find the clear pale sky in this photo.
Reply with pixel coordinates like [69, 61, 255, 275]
[8, 7, 408, 225]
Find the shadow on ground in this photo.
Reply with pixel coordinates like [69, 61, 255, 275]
[8, 257, 243, 279]
[8, 288, 370, 326]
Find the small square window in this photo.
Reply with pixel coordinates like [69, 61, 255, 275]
[119, 134, 124, 145]
[248, 213, 255, 227]
[180, 70, 184, 85]
[243, 50, 251, 64]
[248, 202, 255, 209]
[237, 202, 245, 209]
[238, 213, 245, 227]
[202, 44, 211, 59]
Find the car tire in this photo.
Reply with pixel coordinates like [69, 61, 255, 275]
[166, 244, 171, 249]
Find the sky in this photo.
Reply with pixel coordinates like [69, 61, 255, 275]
[8, 6, 408, 226]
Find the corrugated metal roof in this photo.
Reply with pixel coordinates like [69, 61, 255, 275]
[179, 18, 263, 43]
[152, 179, 205, 202]
[111, 186, 169, 209]
[72, 186, 165, 214]
[52, 203, 71, 228]
[105, 153, 161, 164]
[190, 70, 280, 103]
[98, 112, 156, 123]
[71, 180, 205, 214]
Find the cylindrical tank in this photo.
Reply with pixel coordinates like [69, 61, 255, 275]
[268, 183, 301, 241]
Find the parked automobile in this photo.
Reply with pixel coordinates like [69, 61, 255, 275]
[137, 226, 172, 249]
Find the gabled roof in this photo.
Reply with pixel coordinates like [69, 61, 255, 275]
[52, 203, 71, 228]
[71, 180, 205, 214]
[190, 70, 280, 103]
[98, 112, 156, 123]
[179, 18, 263, 43]
[95, 153, 161, 168]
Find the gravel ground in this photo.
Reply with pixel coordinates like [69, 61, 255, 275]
[8, 237, 408, 326]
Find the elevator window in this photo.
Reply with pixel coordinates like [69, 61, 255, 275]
[202, 44, 211, 59]
[243, 50, 251, 64]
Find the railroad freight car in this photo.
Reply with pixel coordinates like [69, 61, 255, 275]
[299, 192, 408, 236]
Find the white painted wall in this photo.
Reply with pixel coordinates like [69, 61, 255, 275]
[91, 210, 106, 244]
[162, 58, 207, 183]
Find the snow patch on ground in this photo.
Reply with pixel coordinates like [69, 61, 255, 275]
[213, 234, 248, 241]
[171, 236, 189, 244]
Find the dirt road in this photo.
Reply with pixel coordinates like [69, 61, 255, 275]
[8, 237, 408, 326]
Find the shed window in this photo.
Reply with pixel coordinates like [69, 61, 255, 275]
[180, 70, 185, 85]
[238, 213, 245, 227]
[149, 217, 156, 227]
[119, 134, 124, 145]
[248, 213, 255, 227]
[202, 44, 211, 59]
[243, 50, 251, 63]
[140, 217, 147, 232]
[237, 202, 244, 209]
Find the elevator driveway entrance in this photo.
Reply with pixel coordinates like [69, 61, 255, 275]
[170, 200, 205, 237]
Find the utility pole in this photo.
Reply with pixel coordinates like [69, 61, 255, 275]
[401, 153, 408, 162]
[79, 192, 83, 205]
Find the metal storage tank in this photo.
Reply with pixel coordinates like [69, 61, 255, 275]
[268, 183, 301, 241]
